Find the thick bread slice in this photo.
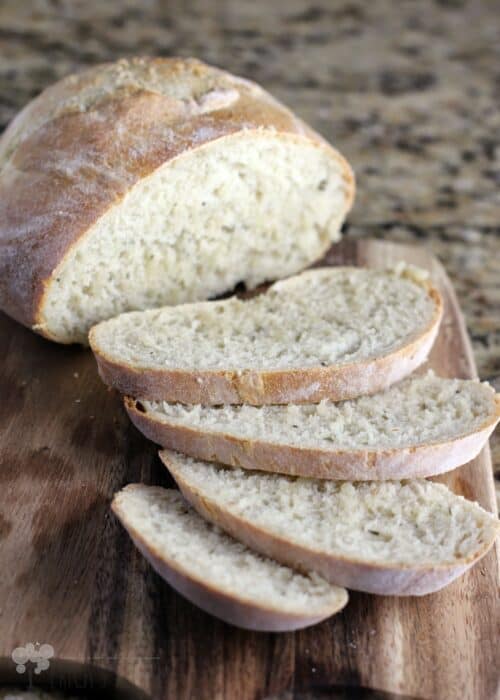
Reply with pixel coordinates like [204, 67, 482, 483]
[127, 372, 500, 479]
[90, 266, 442, 404]
[0, 57, 354, 344]
[161, 451, 500, 596]
[112, 485, 348, 631]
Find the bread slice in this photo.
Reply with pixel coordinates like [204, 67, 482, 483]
[90, 266, 442, 404]
[161, 451, 500, 596]
[111, 484, 348, 631]
[126, 372, 500, 480]
[0, 57, 354, 344]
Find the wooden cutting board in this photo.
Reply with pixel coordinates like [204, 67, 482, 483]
[0, 239, 498, 700]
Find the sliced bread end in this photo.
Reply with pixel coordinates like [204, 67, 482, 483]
[112, 484, 348, 631]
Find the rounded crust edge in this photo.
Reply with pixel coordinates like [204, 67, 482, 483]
[111, 485, 348, 631]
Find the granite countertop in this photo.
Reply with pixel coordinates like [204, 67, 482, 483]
[0, 0, 499, 490]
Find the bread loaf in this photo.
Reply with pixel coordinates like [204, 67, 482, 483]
[0, 57, 354, 344]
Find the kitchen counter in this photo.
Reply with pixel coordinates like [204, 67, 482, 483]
[1, 0, 499, 489]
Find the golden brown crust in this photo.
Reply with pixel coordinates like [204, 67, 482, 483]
[91, 282, 442, 405]
[162, 453, 499, 596]
[111, 487, 348, 631]
[124, 391, 500, 480]
[0, 57, 354, 339]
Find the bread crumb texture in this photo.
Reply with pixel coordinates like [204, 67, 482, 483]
[92, 267, 438, 369]
[145, 372, 497, 449]
[44, 136, 347, 343]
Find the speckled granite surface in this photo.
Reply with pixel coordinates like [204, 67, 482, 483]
[0, 0, 499, 490]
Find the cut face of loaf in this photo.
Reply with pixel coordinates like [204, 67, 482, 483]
[90, 266, 442, 404]
[0, 57, 354, 344]
[161, 451, 500, 596]
[112, 485, 348, 631]
[126, 372, 500, 480]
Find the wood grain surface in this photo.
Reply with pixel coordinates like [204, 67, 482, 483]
[0, 240, 498, 700]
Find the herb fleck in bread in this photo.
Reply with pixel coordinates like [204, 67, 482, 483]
[90, 266, 442, 404]
[112, 485, 348, 631]
[161, 451, 499, 596]
[126, 372, 500, 479]
[0, 57, 354, 344]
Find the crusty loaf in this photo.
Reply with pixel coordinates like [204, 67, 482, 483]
[161, 451, 499, 596]
[0, 57, 354, 344]
[126, 372, 500, 480]
[90, 266, 442, 405]
[112, 484, 348, 631]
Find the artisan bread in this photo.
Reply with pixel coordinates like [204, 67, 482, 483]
[90, 266, 442, 404]
[0, 57, 354, 344]
[126, 372, 500, 480]
[161, 451, 500, 596]
[112, 484, 348, 631]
